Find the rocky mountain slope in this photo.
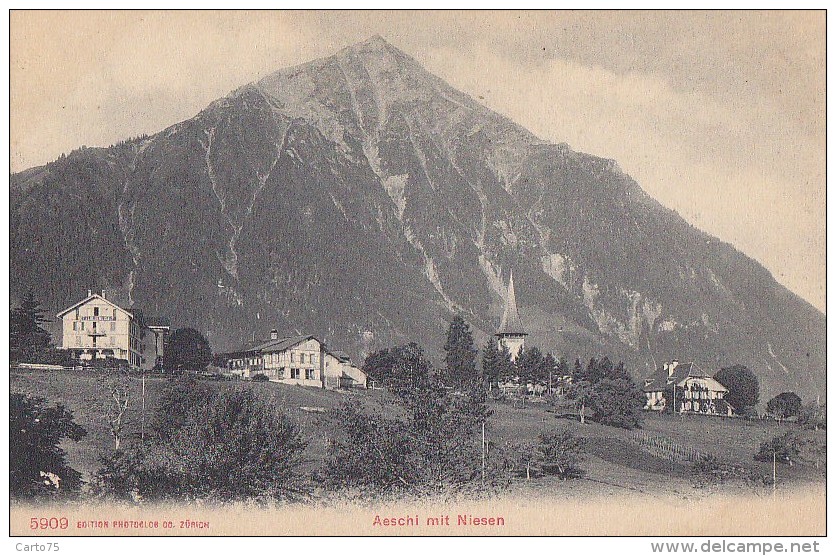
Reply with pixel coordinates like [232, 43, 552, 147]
[10, 36, 825, 401]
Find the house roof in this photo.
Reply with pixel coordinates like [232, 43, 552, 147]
[218, 333, 362, 364]
[56, 294, 132, 319]
[255, 334, 319, 353]
[642, 362, 727, 393]
[146, 317, 171, 328]
[496, 270, 527, 336]
[330, 350, 351, 362]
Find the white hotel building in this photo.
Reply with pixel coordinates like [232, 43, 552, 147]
[57, 290, 168, 370]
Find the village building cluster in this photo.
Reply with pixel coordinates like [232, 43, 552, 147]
[54, 282, 735, 411]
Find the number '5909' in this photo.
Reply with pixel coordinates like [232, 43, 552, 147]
[29, 518, 69, 530]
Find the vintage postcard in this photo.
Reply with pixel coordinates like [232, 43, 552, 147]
[7, 9, 827, 542]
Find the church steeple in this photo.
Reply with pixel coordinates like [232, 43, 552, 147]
[495, 270, 527, 360]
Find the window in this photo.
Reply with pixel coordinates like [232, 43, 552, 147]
[305, 369, 315, 380]
[291, 368, 300, 379]
[311, 353, 318, 364]
[73, 322, 78, 331]
[300, 353, 305, 364]
[92, 322, 97, 331]
[290, 353, 295, 363]
[81, 322, 85, 330]
[75, 309, 79, 320]
[277, 368, 285, 379]
[94, 307, 99, 317]
[111, 322, 116, 331]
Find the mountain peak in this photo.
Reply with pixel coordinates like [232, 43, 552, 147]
[358, 34, 389, 48]
[341, 34, 412, 64]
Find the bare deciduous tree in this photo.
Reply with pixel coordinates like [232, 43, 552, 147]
[89, 368, 133, 451]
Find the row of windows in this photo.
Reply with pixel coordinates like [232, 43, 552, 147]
[271, 368, 317, 380]
[229, 352, 320, 368]
[75, 306, 116, 319]
[73, 335, 124, 347]
[73, 321, 118, 332]
[265, 351, 318, 364]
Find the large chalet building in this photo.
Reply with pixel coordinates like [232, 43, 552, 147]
[643, 360, 733, 416]
[56, 290, 169, 370]
[220, 330, 367, 389]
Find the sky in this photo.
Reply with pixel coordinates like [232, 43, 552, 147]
[9, 10, 825, 312]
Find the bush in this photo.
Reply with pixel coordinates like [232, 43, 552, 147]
[591, 378, 645, 429]
[96, 387, 307, 502]
[798, 402, 826, 430]
[153, 374, 211, 439]
[84, 357, 129, 369]
[536, 429, 586, 479]
[754, 432, 803, 465]
[323, 401, 412, 492]
[19, 348, 78, 367]
[324, 366, 495, 495]
[766, 392, 802, 419]
[691, 454, 747, 488]
[10, 394, 87, 498]
[251, 373, 269, 382]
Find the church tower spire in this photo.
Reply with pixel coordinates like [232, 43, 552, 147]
[495, 270, 527, 360]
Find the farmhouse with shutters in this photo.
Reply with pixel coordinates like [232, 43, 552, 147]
[643, 360, 734, 416]
[220, 330, 367, 389]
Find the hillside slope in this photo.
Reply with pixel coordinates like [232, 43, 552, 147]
[10, 36, 825, 401]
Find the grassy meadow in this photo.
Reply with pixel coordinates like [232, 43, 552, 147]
[10, 368, 825, 500]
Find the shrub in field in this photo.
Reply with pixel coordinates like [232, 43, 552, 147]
[324, 401, 412, 491]
[537, 429, 586, 479]
[164, 328, 212, 372]
[325, 346, 496, 495]
[754, 432, 803, 465]
[506, 440, 542, 480]
[798, 402, 826, 430]
[153, 374, 211, 439]
[95, 388, 307, 502]
[251, 373, 269, 382]
[766, 392, 802, 419]
[691, 454, 747, 488]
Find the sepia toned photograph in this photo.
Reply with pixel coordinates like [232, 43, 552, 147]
[7, 10, 826, 538]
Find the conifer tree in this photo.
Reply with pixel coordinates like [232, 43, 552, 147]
[10, 291, 52, 361]
[517, 346, 546, 388]
[497, 341, 516, 385]
[481, 338, 501, 389]
[443, 315, 478, 389]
